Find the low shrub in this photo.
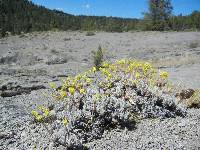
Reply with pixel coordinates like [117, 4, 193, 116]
[86, 31, 95, 36]
[30, 59, 186, 149]
[91, 45, 104, 69]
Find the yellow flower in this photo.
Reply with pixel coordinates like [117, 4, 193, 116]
[66, 76, 71, 80]
[100, 68, 109, 76]
[31, 110, 43, 121]
[144, 62, 151, 68]
[31, 110, 38, 117]
[108, 73, 112, 79]
[71, 80, 76, 86]
[59, 90, 67, 98]
[49, 82, 56, 89]
[75, 74, 82, 81]
[36, 115, 43, 121]
[117, 59, 126, 65]
[92, 67, 97, 72]
[86, 78, 92, 85]
[102, 62, 109, 68]
[63, 117, 69, 126]
[129, 63, 136, 71]
[109, 65, 116, 72]
[37, 105, 45, 111]
[142, 62, 152, 74]
[79, 88, 85, 94]
[43, 108, 49, 117]
[135, 72, 141, 79]
[36, 106, 50, 117]
[160, 71, 168, 79]
[68, 87, 75, 95]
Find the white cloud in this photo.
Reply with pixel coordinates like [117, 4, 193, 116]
[82, 4, 90, 9]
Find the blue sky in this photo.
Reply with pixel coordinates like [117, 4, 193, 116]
[31, 0, 200, 18]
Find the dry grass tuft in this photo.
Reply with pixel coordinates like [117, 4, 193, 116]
[189, 42, 199, 49]
[152, 55, 200, 68]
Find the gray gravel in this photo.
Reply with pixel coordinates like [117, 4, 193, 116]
[86, 109, 200, 150]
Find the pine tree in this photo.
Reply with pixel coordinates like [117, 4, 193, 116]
[144, 0, 173, 30]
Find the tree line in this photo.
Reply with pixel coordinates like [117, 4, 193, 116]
[0, 0, 200, 37]
[143, 0, 200, 31]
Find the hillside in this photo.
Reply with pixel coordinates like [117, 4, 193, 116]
[0, 0, 200, 37]
[0, 0, 138, 36]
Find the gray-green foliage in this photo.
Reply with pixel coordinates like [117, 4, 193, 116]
[28, 60, 187, 149]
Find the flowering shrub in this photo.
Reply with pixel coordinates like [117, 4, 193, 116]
[31, 59, 186, 149]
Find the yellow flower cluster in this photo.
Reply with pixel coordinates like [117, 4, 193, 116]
[49, 82, 56, 89]
[49, 59, 169, 101]
[86, 78, 92, 85]
[142, 62, 152, 75]
[160, 71, 168, 79]
[51, 68, 97, 100]
[102, 62, 109, 68]
[31, 110, 43, 121]
[135, 72, 141, 79]
[68, 87, 75, 95]
[99, 68, 109, 76]
[79, 88, 85, 94]
[117, 59, 126, 65]
[31, 106, 50, 122]
[63, 117, 69, 126]
[92, 66, 97, 72]
[59, 90, 67, 98]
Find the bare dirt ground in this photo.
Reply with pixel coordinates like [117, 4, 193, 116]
[0, 31, 200, 149]
[0, 31, 200, 89]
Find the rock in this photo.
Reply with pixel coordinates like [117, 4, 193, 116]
[0, 85, 46, 97]
[0, 132, 16, 140]
[46, 56, 69, 65]
[176, 89, 195, 100]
